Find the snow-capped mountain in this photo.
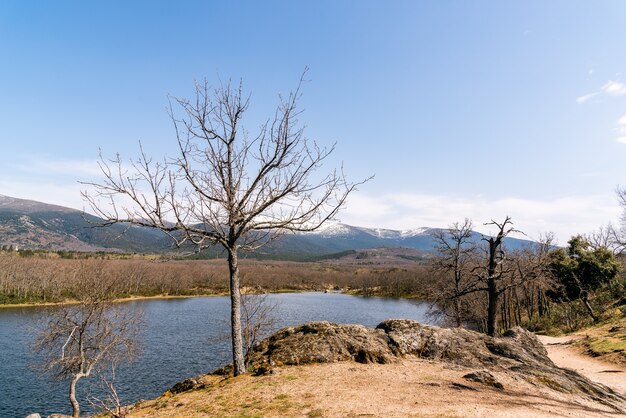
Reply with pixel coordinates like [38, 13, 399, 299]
[0, 195, 536, 259]
[310, 221, 432, 240]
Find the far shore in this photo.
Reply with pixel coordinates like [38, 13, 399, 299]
[0, 293, 222, 309]
[0, 288, 323, 309]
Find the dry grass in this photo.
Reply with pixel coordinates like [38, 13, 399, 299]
[0, 252, 431, 305]
[575, 315, 626, 366]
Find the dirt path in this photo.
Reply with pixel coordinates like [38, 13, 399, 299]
[539, 335, 626, 396]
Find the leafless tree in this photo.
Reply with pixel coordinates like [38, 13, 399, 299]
[444, 217, 525, 336]
[480, 217, 519, 336]
[88, 362, 130, 418]
[585, 223, 624, 255]
[82, 70, 367, 375]
[240, 290, 278, 364]
[430, 218, 477, 327]
[32, 299, 141, 418]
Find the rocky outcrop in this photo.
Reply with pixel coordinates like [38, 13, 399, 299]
[246, 320, 625, 411]
[248, 322, 394, 367]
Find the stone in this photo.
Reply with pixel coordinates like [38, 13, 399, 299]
[463, 369, 504, 389]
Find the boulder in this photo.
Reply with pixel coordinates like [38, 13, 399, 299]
[248, 321, 394, 369]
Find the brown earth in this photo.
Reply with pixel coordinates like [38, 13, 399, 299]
[539, 334, 626, 396]
[128, 359, 625, 418]
[127, 321, 626, 417]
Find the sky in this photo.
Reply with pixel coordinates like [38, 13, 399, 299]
[1, 1, 626, 243]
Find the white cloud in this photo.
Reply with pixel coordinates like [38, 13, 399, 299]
[617, 115, 626, 125]
[576, 92, 599, 104]
[576, 80, 626, 104]
[601, 80, 626, 96]
[341, 192, 620, 244]
[617, 136, 626, 144]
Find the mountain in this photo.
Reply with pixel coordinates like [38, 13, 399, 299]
[0, 195, 172, 252]
[0, 195, 537, 258]
[256, 221, 535, 259]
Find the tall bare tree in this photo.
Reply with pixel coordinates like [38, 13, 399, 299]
[82, 71, 365, 375]
[442, 217, 524, 336]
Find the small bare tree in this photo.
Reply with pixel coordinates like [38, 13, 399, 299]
[82, 70, 366, 375]
[88, 361, 130, 418]
[430, 218, 477, 327]
[241, 290, 278, 364]
[33, 300, 141, 418]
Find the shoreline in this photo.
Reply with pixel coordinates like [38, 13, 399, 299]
[0, 286, 432, 310]
[0, 288, 330, 309]
[0, 293, 226, 309]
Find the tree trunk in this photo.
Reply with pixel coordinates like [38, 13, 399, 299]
[487, 277, 498, 336]
[581, 292, 598, 322]
[486, 239, 499, 337]
[69, 375, 80, 418]
[228, 248, 246, 376]
[453, 297, 462, 328]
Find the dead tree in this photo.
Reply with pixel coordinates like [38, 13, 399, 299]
[482, 217, 518, 336]
[450, 217, 524, 336]
[82, 70, 366, 375]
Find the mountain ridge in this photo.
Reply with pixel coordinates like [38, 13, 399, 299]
[0, 194, 536, 258]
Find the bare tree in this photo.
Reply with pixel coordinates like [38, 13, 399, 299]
[240, 290, 278, 364]
[88, 362, 130, 418]
[480, 217, 519, 336]
[443, 217, 525, 336]
[430, 218, 477, 327]
[82, 71, 366, 375]
[585, 223, 625, 255]
[32, 300, 141, 418]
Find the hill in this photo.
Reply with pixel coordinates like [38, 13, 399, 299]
[0, 194, 537, 259]
[0, 195, 172, 253]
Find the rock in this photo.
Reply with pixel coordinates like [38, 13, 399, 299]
[24, 414, 41, 418]
[247, 321, 394, 369]
[376, 320, 552, 369]
[463, 369, 504, 389]
[47, 415, 72, 418]
[169, 376, 207, 394]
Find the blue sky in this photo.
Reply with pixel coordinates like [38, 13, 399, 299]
[1, 1, 626, 242]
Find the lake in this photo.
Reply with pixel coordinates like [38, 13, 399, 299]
[0, 292, 434, 417]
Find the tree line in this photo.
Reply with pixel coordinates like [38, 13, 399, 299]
[429, 216, 624, 336]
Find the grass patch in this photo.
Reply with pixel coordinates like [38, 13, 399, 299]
[584, 337, 626, 356]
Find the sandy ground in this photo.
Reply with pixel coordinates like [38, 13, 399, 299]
[539, 335, 626, 396]
[128, 358, 626, 418]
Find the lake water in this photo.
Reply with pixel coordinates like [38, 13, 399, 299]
[0, 292, 433, 417]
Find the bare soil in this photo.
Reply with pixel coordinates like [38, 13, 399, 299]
[127, 358, 625, 418]
[539, 334, 626, 396]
